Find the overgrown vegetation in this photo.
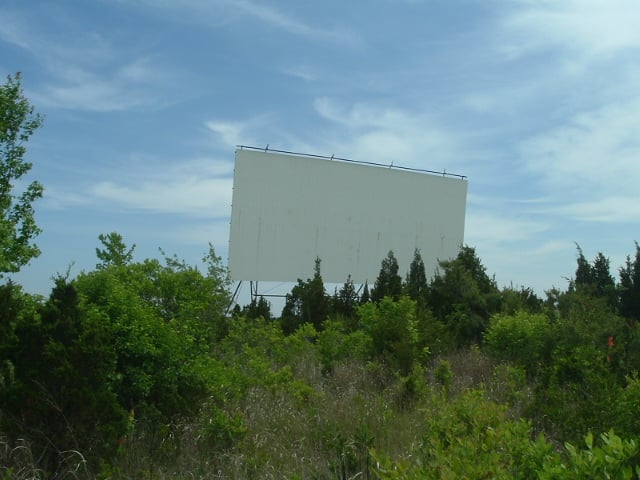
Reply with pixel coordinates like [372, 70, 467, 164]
[3, 74, 640, 478]
[4, 239, 640, 478]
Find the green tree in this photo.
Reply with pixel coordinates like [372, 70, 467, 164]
[333, 274, 359, 321]
[1, 278, 127, 475]
[484, 311, 553, 376]
[75, 242, 231, 419]
[359, 280, 370, 304]
[500, 285, 543, 315]
[358, 296, 418, 375]
[572, 246, 618, 309]
[428, 245, 500, 345]
[619, 242, 640, 322]
[243, 296, 272, 320]
[96, 231, 135, 268]
[371, 250, 403, 303]
[280, 257, 329, 334]
[574, 244, 593, 288]
[404, 248, 428, 303]
[0, 73, 44, 274]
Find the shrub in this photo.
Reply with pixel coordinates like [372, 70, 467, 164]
[358, 296, 418, 375]
[484, 311, 552, 376]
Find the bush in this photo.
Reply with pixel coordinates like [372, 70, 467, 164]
[484, 311, 552, 376]
[358, 296, 418, 375]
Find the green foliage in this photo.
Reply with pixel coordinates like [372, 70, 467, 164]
[358, 296, 418, 375]
[538, 430, 640, 480]
[373, 389, 555, 480]
[241, 295, 272, 320]
[371, 250, 403, 303]
[317, 319, 372, 372]
[619, 242, 640, 321]
[1, 278, 127, 475]
[484, 311, 552, 375]
[10, 235, 640, 477]
[521, 291, 627, 442]
[433, 359, 452, 395]
[611, 375, 640, 440]
[415, 306, 451, 355]
[332, 274, 359, 321]
[360, 280, 371, 304]
[0, 73, 44, 274]
[281, 257, 330, 334]
[95, 231, 135, 268]
[573, 245, 618, 309]
[500, 285, 543, 314]
[404, 248, 428, 306]
[74, 254, 228, 420]
[429, 245, 501, 346]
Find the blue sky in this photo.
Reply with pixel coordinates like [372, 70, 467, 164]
[2, 0, 640, 301]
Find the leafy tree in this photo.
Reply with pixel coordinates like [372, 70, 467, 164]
[1, 278, 127, 474]
[0, 73, 44, 274]
[0, 281, 39, 392]
[428, 246, 500, 345]
[358, 296, 418, 375]
[529, 291, 628, 443]
[74, 241, 231, 420]
[484, 311, 553, 376]
[371, 250, 402, 303]
[96, 231, 135, 268]
[280, 257, 329, 334]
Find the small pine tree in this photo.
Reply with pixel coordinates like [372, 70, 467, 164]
[243, 296, 272, 320]
[371, 251, 403, 303]
[333, 275, 358, 319]
[280, 257, 329, 334]
[405, 248, 428, 311]
[360, 281, 371, 304]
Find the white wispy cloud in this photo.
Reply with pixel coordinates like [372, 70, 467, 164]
[0, 7, 177, 111]
[91, 176, 232, 217]
[312, 97, 464, 173]
[552, 197, 640, 223]
[119, 0, 360, 47]
[34, 67, 159, 112]
[520, 96, 640, 220]
[501, 0, 640, 66]
[493, 1, 640, 225]
[281, 65, 320, 82]
[89, 154, 234, 217]
[206, 121, 248, 149]
[229, 0, 356, 45]
[45, 155, 234, 217]
[465, 210, 549, 245]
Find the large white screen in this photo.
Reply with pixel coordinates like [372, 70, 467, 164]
[228, 149, 467, 284]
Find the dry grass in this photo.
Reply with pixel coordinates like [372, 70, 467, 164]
[0, 436, 89, 480]
[102, 358, 433, 479]
[4, 347, 527, 479]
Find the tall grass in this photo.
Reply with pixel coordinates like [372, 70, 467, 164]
[1, 348, 532, 479]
